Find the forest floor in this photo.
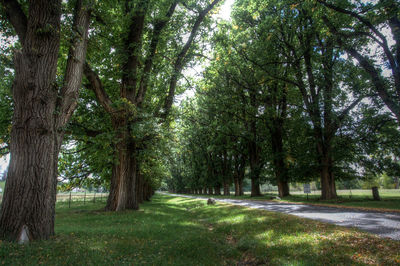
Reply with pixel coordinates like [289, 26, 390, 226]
[1, 194, 400, 265]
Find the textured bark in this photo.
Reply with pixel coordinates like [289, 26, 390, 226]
[319, 148, 337, 200]
[105, 120, 138, 211]
[0, 0, 90, 241]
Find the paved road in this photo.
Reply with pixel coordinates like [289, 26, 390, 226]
[165, 193, 400, 241]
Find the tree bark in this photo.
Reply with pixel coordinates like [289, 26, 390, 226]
[0, 0, 90, 241]
[319, 150, 337, 200]
[105, 119, 139, 211]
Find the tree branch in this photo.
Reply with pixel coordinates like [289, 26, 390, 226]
[1, 0, 27, 44]
[58, 0, 92, 128]
[135, 1, 178, 105]
[121, 0, 148, 102]
[84, 63, 115, 114]
[160, 0, 223, 119]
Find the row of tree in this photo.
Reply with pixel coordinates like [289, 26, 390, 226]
[167, 0, 400, 200]
[0, 0, 222, 242]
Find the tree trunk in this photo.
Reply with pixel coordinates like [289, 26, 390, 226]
[320, 157, 337, 200]
[136, 164, 144, 204]
[249, 139, 262, 197]
[208, 187, 213, 195]
[395, 177, 399, 189]
[251, 177, 261, 197]
[372, 186, 381, 201]
[214, 184, 221, 195]
[271, 118, 290, 198]
[0, 0, 90, 241]
[223, 181, 230, 195]
[234, 177, 240, 196]
[239, 178, 244, 196]
[106, 121, 139, 211]
[277, 181, 290, 198]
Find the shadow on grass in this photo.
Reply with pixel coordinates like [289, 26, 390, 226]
[1, 194, 399, 265]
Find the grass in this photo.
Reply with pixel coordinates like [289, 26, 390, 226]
[189, 189, 400, 211]
[1, 194, 399, 265]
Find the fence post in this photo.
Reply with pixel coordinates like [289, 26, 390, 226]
[69, 191, 72, 208]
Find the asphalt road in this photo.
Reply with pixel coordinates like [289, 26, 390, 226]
[165, 193, 400, 241]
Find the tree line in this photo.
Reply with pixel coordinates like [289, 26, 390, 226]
[166, 0, 400, 200]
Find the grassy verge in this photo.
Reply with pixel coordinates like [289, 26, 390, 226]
[0, 194, 399, 265]
[187, 190, 400, 211]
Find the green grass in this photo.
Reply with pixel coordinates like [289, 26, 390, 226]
[0, 181, 4, 191]
[190, 189, 400, 211]
[1, 194, 399, 265]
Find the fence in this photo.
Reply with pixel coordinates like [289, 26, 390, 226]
[0, 192, 109, 208]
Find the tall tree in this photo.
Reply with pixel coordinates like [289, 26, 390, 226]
[82, 0, 222, 211]
[0, 0, 91, 241]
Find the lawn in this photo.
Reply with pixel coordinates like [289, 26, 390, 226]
[0, 194, 399, 265]
[188, 189, 400, 211]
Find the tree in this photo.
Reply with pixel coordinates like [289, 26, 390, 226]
[0, 0, 91, 241]
[80, 0, 222, 211]
[318, 0, 400, 125]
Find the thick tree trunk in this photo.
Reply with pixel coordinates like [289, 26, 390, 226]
[251, 177, 261, 197]
[277, 181, 290, 198]
[106, 121, 139, 211]
[372, 186, 381, 201]
[0, 0, 90, 241]
[208, 187, 213, 195]
[395, 177, 399, 189]
[1, 0, 60, 241]
[320, 156, 337, 200]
